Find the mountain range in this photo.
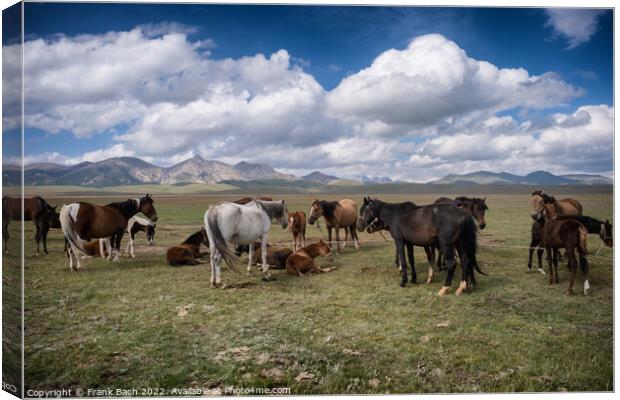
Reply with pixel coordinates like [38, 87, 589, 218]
[1, 156, 612, 187]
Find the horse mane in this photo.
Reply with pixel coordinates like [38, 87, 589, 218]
[318, 200, 341, 221]
[183, 230, 206, 245]
[107, 199, 138, 218]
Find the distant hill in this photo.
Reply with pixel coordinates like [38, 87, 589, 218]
[430, 170, 612, 186]
[302, 171, 339, 184]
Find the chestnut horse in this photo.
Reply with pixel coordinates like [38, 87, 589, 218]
[286, 240, 333, 276]
[531, 190, 582, 219]
[3, 196, 58, 255]
[288, 211, 306, 251]
[60, 194, 157, 271]
[308, 199, 359, 251]
[235, 242, 293, 270]
[535, 202, 589, 295]
[167, 230, 208, 266]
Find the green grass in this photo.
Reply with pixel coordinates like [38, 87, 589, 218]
[11, 193, 613, 393]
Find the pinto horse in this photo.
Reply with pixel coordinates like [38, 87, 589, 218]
[204, 199, 288, 287]
[357, 197, 485, 295]
[308, 199, 359, 251]
[60, 194, 157, 271]
[125, 215, 156, 258]
[3, 196, 59, 255]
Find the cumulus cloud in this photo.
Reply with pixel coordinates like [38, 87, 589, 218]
[10, 28, 611, 181]
[326, 34, 582, 129]
[545, 9, 606, 49]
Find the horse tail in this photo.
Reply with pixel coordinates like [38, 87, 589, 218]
[60, 204, 88, 256]
[205, 206, 241, 273]
[461, 217, 486, 288]
[578, 224, 588, 255]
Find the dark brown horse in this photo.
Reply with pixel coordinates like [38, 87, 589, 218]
[3, 196, 59, 255]
[535, 202, 589, 295]
[308, 199, 359, 251]
[233, 196, 273, 205]
[60, 194, 157, 271]
[36, 210, 61, 255]
[286, 240, 333, 276]
[167, 230, 209, 266]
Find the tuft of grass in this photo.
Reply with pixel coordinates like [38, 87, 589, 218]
[12, 193, 613, 393]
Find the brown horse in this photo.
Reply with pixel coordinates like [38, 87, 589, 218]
[308, 199, 359, 251]
[3, 196, 59, 255]
[288, 211, 306, 251]
[60, 194, 157, 271]
[233, 196, 273, 205]
[65, 239, 109, 258]
[235, 242, 293, 270]
[286, 240, 333, 276]
[531, 190, 582, 218]
[167, 230, 209, 266]
[535, 202, 589, 295]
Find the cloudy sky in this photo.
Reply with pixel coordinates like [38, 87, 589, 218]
[2, 4, 614, 182]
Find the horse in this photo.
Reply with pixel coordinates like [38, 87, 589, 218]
[288, 211, 306, 251]
[534, 202, 589, 295]
[65, 238, 110, 259]
[60, 194, 157, 271]
[531, 190, 582, 219]
[125, 215, 156, 258]
[286, 240, 333, 276]
[233, 196, 273, 205]
[308, 199, 359, 251]
[527, 220, 546, 275]
[204, 199, 288, 287]
[167, 229, 209, 266]
[3, 196, 58, 255]
[35, 209, 61, 255]
[235, 242, 293, 270]
[357, 197, 485, 295]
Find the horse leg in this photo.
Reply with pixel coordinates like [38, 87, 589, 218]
[260, 235, 272, 281]
[42, 225, 49, 255]
[327, 226, 333, 250]
[567, 247, 577, 295]
[342, 228, 348, 249]
[580, 253, 590, 295]
[394, 248, 400, 270]
[455, 244, 469, 296]
[545, 247, 554, 284]
[113, 232, 123, 262]
[396, 240, 408, 287]
[351, 226, 359, 249]
[553, 249, 560, 284]
[536, 247, 545, 275]
[424, 246, 434, 284]
[438, 242, 456, 296]
[247, 242, 254, 275]
[335, 227, 341, 252]
[3, 219, 9, 255]
[406, 242, 416, 284]
[129, 233, 136, 258]
[34, 221, 41, 256]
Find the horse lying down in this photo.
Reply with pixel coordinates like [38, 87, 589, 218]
[234, 242, 293, 270]
[286, 240, 335, 276]
[64, 238, 111, 259]
[167, 230, 209, 266]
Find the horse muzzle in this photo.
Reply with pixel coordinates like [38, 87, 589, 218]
[479, 223, 486, 230]
[356, 218, 367, 232]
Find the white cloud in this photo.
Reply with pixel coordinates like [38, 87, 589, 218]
[326, 34, 581, 129]
[545, 9, 606, 49]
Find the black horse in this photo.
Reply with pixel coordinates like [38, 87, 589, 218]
[357, 197, 486, 295]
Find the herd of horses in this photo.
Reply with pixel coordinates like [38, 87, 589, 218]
[1, 190, 612, 296]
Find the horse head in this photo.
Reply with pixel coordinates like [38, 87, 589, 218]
[308, 200, 322, 225]
[139, 194, 158, 222]
[357, 197, 378, 232]
[601, 220, 613, 247]
[318, 240, 332, 258]
[471, 197, 488, 230]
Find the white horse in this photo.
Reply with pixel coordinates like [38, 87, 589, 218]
[204, 199, 288, 287]
[124, 215, 156, 258]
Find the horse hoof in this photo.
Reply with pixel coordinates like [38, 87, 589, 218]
[537, 268, 546, 275]
[400, 280, 407, 288]
[438, 286, 451, 296]
[455, 281, 467, 296]
[426, 278, 433, 285]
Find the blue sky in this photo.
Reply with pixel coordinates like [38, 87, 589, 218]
[3, 4, 614, 181]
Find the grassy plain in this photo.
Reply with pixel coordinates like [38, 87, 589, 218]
[8, 192, 613, 394]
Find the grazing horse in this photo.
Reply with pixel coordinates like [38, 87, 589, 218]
[308, 199, 359, 251]
[286, 240, 333, 276]
[535, 202, 589, 295]
[125, 215, 156, 258]
[357, 197, 485, 295]
[288, 211, 307, 251]
[233, 196, 273, 205]
[3, 196, 58, 255]
[60, 194, 158, 271]
[35, 209, 61, 255]
[531, 190, 582, 219]
[167, 230, 208, 266]
[204, 199, 288, 287]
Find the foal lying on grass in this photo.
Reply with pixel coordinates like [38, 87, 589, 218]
[234, 242, 293, 270]
[167, 230, 209, 266]
[286, 240, 333, 276]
